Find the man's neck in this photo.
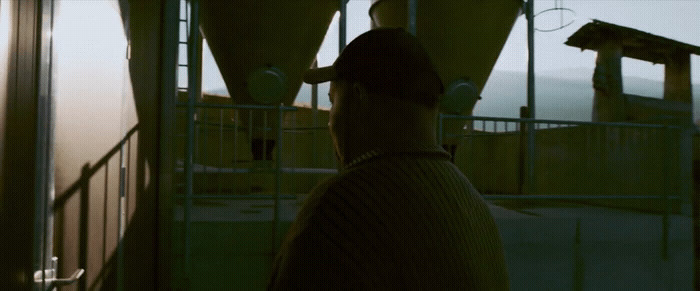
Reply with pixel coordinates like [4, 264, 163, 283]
[343, 126, 438, 166]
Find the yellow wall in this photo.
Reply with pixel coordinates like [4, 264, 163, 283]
[175, 101, 336, 195]
[454, 126, 686, 212]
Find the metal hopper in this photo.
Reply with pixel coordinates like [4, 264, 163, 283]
[198, 1, 340, 162]
[370, 0, 523, 146]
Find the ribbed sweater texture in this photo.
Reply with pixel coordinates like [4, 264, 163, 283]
[268, 148, 509, 290]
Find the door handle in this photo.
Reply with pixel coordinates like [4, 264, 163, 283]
[51, 268, 85, 286]
[34, 257, 85, 286]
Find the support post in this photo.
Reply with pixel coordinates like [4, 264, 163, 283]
[157, 0, 180, 288]
[184, 0, 201, 286]
[591, 40, 624, 122]
[339, 0, 347, 51]
[664, 52, 692, 104]
[525, 0, 536, 194]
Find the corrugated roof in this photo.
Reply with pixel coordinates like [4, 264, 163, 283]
[565, 19, 700, 64]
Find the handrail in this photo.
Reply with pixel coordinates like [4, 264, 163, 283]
[175, 102, 298, 111]
[439, 114, 682, 129]
[482, 194, 682, 200]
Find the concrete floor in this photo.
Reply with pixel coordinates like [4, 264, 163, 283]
[491, 203, 692, 290]
[173, 198, 693, 290]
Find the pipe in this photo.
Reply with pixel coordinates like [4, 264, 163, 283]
[339, 0, 347, 51]
[525, 0, 536, 194]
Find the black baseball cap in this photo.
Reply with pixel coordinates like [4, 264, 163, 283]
[303, 28, 443, 106]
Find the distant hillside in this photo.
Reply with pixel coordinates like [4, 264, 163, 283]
[476, 70, 700, 122]
[206, 70, 700, 123]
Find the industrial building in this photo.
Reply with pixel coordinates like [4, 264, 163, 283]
[0, 0, 697, 289]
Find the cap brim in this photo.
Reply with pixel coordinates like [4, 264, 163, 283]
[303, 66, 337, 84]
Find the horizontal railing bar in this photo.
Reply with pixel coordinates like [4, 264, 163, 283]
[192, 120, 271, 130]
[171, 251, 277, 257]
[174, 166, 338, 175]
[482, 195, 682, 200]
[173, 193, 681, 201]
[281, 168, 338, 174]
[440, 114, 681, 129]
[175, 102, 297, 111]
[175, 194, 297, 200]
[183, 120, 327, 131]
[282, 126, 330, 131]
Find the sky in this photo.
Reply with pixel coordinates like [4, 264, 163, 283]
[199, 0, 700, 112]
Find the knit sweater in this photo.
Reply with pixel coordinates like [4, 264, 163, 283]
[268, 147, 509, 290]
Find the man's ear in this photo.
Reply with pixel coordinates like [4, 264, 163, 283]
[352, 82, 370, 107]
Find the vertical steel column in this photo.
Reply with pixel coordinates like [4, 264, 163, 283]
[408, 0, 417, 35]
[311, 59, 319, 166]
[695, 131, 700, 291]
[694, 127, 700, 291]
[184, 0, 200, 286]
[525, 0, 536, 194]
[526, 0, 535, 118]
[273, 105, 284, 252]
[339, 0, 347, 51]
[157, 0, 180, 288]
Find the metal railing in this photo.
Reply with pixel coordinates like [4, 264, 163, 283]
[438, 114, 696, 289]
[172, 98, 338, 287]
[438, 114, 688, 258]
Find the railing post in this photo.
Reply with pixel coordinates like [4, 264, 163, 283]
[662, 126, 671, 261]
[273, 104, 284, 252]
[437, 114, 444, 146]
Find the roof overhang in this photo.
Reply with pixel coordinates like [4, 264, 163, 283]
[565, 20, 700, 64]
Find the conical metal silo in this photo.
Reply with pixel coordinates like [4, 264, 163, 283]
[370, 0, 522, 146]
[199, 1, 340, 163]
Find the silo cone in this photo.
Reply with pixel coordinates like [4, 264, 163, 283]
[370, 0, 522, 150]
[199, 1, 339, 167]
